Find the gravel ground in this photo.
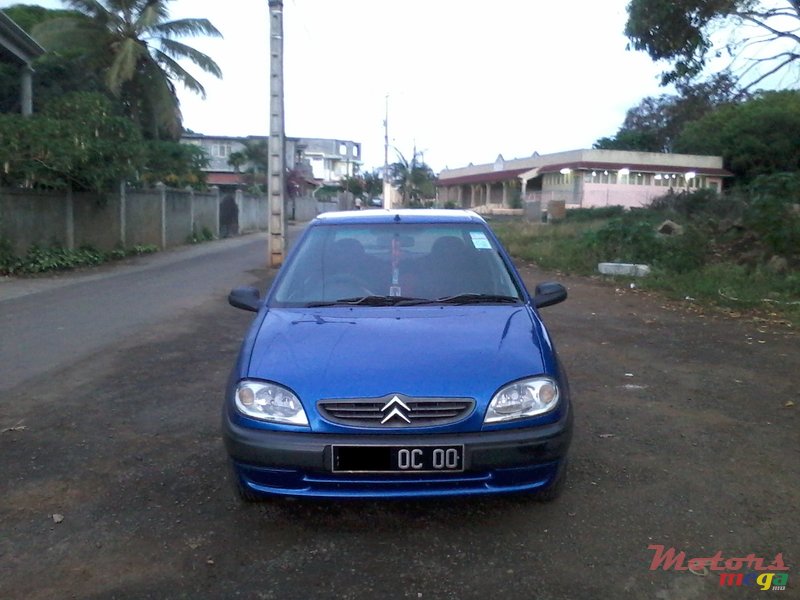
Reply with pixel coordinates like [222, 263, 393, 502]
[1, 261, 797, 599]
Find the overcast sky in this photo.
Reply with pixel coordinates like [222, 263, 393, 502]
[6, 0, 672, 171]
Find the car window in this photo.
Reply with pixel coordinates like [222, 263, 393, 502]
[271, 222, 522, 305]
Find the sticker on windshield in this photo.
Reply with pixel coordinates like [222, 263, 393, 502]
[469, 231, 492, 249]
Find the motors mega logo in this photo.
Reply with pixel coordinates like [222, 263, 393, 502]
[648, 545, 790, 591]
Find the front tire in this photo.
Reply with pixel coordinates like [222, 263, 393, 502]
[228, 460, 261, 503]
[531, 460, 568, 502]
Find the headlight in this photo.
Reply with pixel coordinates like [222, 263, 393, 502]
[235, 381, 308, 426]
[484, 377, 559, 424]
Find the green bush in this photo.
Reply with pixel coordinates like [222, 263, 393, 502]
[17, 244, 107, 273]
[650, 188, 739, 219]
[744, 172, 800, 258]
[0, 243, 158, 275]
[187, 226, 215, 244]
[0, 235, 15, 273]
[584, 218, 659, 263]
[655, 227, 709, 273]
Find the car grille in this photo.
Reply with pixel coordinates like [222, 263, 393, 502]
[318, 395, 475, 428]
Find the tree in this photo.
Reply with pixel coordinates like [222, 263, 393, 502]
[31, 0, 222, 140]
[340, 175, 364, 198]
[138, 140, 208, 188]
[238, 139, 269, 192]
[0, 92, 145, 191]
[594, 74, 742, 152]
[1, 3, 76, 34]
[388, 149, 436, 206]
[625, 0, 800, 91]
[227, 150, 247, 173]
[673, 90, 800, 181]
[0, 5, 101, 113]
[362, 170, 383, 198]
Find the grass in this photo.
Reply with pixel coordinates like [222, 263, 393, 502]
[646, 264, 800, 323]
[492, 221, 606, 275]
[492, 220, 800, 326]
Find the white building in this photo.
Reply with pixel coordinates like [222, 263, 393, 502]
[298, 138, 362, 183]
[180, 134, 362, 188]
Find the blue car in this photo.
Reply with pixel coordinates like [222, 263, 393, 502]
[224, 209, 572, 501]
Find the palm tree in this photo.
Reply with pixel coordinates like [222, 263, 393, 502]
[227, 139, 269, 193]
[227, 150, 247, 173]
[389, 149, 436, 206]
[32, 0, 222, 140]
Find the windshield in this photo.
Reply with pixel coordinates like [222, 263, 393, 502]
[270, 222, 523, 307]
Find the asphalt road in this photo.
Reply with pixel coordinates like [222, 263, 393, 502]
[0, 228, 797, 599]
[0, 229, 302, 393]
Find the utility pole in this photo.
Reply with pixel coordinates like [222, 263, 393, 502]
[383, 94, 390, 209]
[268, 0, 286, 267]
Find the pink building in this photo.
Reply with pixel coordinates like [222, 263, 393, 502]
[437, 149, 732, 213]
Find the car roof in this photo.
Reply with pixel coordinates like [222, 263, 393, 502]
[312, 209, 488, 225]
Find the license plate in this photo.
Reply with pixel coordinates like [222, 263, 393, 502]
[331, 445, 464, 473]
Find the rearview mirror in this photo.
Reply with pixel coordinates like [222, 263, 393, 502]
[228, 286, 261, 312]
[533, 282, 567, 308]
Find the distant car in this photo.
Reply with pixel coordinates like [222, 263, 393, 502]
[223, 209, 572, 501]
[368, 197, 382, 207]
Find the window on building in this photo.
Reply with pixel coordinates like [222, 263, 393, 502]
[339, 143, 347, 155]
[212, 143, 232, 158]
[353, 145, 360, 158]
[598, 171, 616, 184]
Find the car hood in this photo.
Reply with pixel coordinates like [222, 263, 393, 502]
[245, 306, 549, 402]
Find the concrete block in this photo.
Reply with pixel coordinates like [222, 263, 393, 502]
[598, 262, 651, 277]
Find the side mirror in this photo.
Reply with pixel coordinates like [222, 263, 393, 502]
[533, 282, 567, 308]
[228, 286, 262, 312]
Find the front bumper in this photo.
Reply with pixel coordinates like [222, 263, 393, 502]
[223, 404, 572, 499]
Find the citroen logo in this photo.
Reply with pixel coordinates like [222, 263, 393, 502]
[380, 395, 411, 424]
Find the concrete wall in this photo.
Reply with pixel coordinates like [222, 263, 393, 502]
[0, 185, 273, 256]
[193, 192, 219, 237]
[124, 190, 163, 248]
[290, 196, 318, 222]
[236, 191, 267, 234]
[0, 190, 68, 254]
[164, 190, 192, 247]
[72, 193, 121, 250]
[1, 185, 369, 256]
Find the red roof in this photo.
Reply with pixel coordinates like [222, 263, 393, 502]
[207, 172, 245, 185]
[435, 167, 531, 187]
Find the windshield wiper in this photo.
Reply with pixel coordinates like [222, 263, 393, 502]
[305, 294, 519, 307]
[428, 293, 520, 305]
[305, 295, 429, 307]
